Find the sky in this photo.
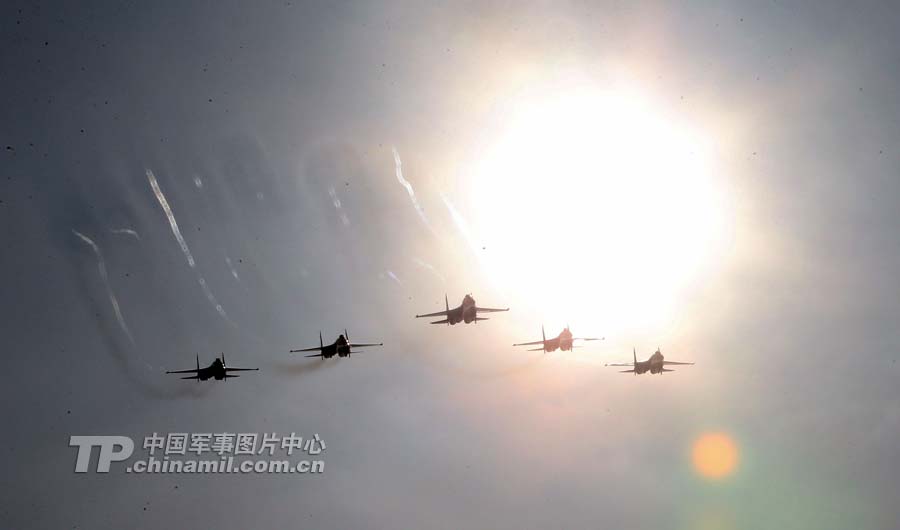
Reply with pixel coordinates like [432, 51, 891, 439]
[2, 1, 900, 528]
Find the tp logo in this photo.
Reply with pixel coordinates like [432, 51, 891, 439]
[70, 436, 134, 472]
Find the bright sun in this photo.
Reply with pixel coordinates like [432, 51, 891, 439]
[465, 85, 729, 336]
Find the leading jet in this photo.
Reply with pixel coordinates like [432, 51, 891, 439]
[606, 347, 694, 375]
[290, 330, 383, 359]
[513, 325, 603, 352]
[166, 353, 259, 381]
[415, 294, 509, 325]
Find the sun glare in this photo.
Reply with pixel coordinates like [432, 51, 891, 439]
[465, 85, 729, 336]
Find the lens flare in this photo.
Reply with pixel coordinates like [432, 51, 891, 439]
[692, 432, 739, 480]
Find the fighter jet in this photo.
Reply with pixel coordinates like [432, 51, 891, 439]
[290, 330, 383, 359]
[166, 353, 259, 381]
[606, 347, 694, 374]
[513, 325, 604, 352]
[415, 294, 509, 325]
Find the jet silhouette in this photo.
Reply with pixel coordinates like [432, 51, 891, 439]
[166, 353, 259, 381]
[513, 325, 603, 352]
[606, 347, 694, 374]
[290, 330, 382, 359]
[415, 294, 508, 325]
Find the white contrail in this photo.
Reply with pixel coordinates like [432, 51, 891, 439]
[146, 169, 230, 321]
[386, 270, 402, 285]
[412, 257, 446, 282]
[392, 147, 436, 234]
[328, 186, 351, 226]
[197, 277, 228, 319]
[440, 192, 480, 253]
[146, 169, 196, 268]
[72, 230, 135, 344]
[110, 228, 140, 240]
[225, 256, 240, 281]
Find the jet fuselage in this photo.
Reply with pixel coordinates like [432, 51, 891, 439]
[542, 332, 574, 352]
[196, 359, 228, 380]
[634, 351, 666, 374]
[316, 336, 352, 359]
[557, 328, 575, 351]
[447, 295, 477, 324]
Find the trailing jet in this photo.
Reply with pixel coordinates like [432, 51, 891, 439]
[290, 330, 382, 359]
[606, 347, 694, 374]
[513, 325, 603, 352]
[166, 353, 259, 381]
[415, 294, 509, 325]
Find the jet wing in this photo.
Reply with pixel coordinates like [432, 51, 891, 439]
[618, 369, 636, 373]
[416, 310, 450, 318]
[605, 362, 634, 367]
[304, 352, 325, 358]
[574, 337, 604, 341]
[168, 354, 203, 377]
[349, 342, 383, 348]
[662, 361, 694, 366]
[290, 346, 323, 353]
[225, 367, 259, 371]
[429, 318, 450, 325]
[475, 306, 509, 313]
[513, 340, 544, 346]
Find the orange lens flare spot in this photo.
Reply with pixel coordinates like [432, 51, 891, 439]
[692, 432, 739, 480]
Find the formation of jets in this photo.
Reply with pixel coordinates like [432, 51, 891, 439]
[166, 292, 694, 382]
